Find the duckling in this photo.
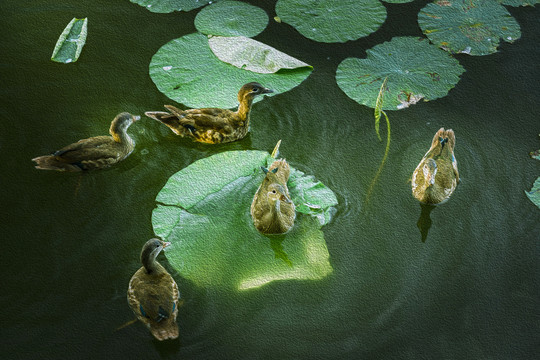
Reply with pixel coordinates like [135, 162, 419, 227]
[145, 82, 273, 144]
[32, 112, 139, 171]
[412, 128, 459, 204]
[127, 238, 179, 341]
[251, 159, 296, 234]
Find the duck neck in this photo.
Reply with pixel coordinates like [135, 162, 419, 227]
[111, 129, 134, 147]
[236, 96, 254, 122]
[142, 253, 162, 274]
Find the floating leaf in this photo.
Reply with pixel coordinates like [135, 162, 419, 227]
[383, 0, 414, 3]
[51, 18, 88, 64]
[130, 0, 211, 13]
[418, 0, 521, 56]
[499, 0, 540, 6]
[336, 37, 465, 110]
[208, 36, 312, 74]
[275, 0, 387, 43]
[152, 150, 337, 290]
[525, 177, 540, 209]
[149, 32, 312, 108]
[195, 0, 268, 37]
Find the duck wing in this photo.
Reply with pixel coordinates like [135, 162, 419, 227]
[52, 136, 121, 162]
[166, 106, 237, 132]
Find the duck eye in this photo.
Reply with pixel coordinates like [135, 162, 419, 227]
[272, 190, 277, 194]
[252, 87, 260, 93]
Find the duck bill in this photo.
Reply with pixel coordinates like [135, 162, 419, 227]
[132, 115, 141, 122]
[161, 241, 171, 248]
[262, 87, 274, 94]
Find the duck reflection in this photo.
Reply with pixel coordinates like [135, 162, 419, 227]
[417, 203, 435, 243]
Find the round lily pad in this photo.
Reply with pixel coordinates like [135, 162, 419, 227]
[130, 0, 212, 13]
[149, 32, 312, 108]
[195, 0, 269, 37]
[275, 0, 387, 43]
[418, 0, 521, 56]
[525, 177, 540, 209]
[335, 37, 465, 110]
[152, 150, 337, 290]
[499, 0, 539, 6]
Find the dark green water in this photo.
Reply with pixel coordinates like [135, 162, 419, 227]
[2, 1, 539, 359]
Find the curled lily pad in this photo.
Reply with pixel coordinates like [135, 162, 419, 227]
[149, 32, 312, 108]
[152, 150, 337, 290]
[275, 0, 387, 43]
[525, 177, 540, 209]
[195, 1, 269, 37]
[418, 0, 521, 56]
[129, 0, 211, 13]
[51, 18, 88, 64]
[499, 0, 539, 6]
[336, 37, 465, 110]
[208, 36, 312, 74]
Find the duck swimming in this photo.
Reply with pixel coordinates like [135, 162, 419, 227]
[251, 159, 296, 234]
[145, 82, 273, 144]
[32, 112, 139, 171]
[127, 238, 179, 341]
[412, 128, 459, 204]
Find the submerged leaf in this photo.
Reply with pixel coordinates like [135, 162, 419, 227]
[51, 18, 88, 64]
[275, 0, 386, 43]
[336, 37, 465, 110]
[152, 150, 337, 289]
[149, 32, 312, 108]
[208, 36, 312, 74]
[418, 0, 521, 56]
[195, 1, 269, 37]
[130, 0, 211, 13]
[525, 177, 540, 209]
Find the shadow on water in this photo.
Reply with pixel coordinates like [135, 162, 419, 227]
[417, 203, 436, 243]
[268, 235, 293, 267]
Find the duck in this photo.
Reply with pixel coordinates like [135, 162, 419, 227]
[145, 82, 273, 144]
[32, 112, 139, 171]
[251, 159, 296, 234]
[127, 238, 180, 341]
[412, 128, 459, 204]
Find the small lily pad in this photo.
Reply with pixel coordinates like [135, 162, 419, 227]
[525, 177, 540, 209]
[275, 0, 387, 43]
[499, 0, 540, 6]
[51, 18, 88, 64]
[418, 0, 521, 56]
[152, 150, 337, 290]
[130, 0, 212, 13]
[336, 37, 465, 110]
[208, 36, 312, 74]
[149, 32, 312, 108]
[195, 1, 269, 37]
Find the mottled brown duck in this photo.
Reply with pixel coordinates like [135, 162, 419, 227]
[145, 82, 273, 144]
[412, 128, 459, 204]
[32, 112, 139, 171]
[251, 159, 296, 234]
[127, 238, 179, 341]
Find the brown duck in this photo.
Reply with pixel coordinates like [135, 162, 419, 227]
[412, 128, 459, 204]
[145, 82, 273, 144]
[251, 159, 296, 234]
[32, 112, 139, 171]
[127, 238, 180, 341]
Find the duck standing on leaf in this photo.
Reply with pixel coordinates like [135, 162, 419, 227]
[145, 82, 273, 144]
[128, 238, 180, 341]
[32, 112, 139, 171]
[251, 158, 296, 234]
[412, 128, 459, 204]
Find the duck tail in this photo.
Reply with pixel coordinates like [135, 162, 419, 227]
[150, 320, 179, 341]
[269, 159, 290, 180]
[145, 110, 185, 136]
[31, 155, 82, 172]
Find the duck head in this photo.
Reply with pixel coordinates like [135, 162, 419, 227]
[110, 112, 140, 136]
[267, 183, 292, 212]
[140, 238, 170, 273]
[238, 82, 273, 103]
[423, 158, 438, 187]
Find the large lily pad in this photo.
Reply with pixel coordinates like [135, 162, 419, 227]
[525, 177, 540, 209]
[275, 0, 387, 43]
[418, 0, 521, 56]
[51, 18, 88, 64]
[152, 150, 337, 290]
[130, 0, 212, 13]
[195, 1, 268, 37]
[336, 37, 465, 110]
[499, 0, 540, 6]
[208, 36, 312, 74]
[149, 32, 312, 108]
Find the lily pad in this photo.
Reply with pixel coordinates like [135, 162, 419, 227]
[149, 32, 312, 108]
[418, 0, 521, 56]
[208, 36, 312, 74]
[499, 0, 540, 6]
[195, 1, 268, 37]
[275, 0, 387, 43]
[130, 0, 212, 13]
[335, 37, 465, 110]
[51, 18, 88, 64]
[383, 0, 414, 3]
[152, 150, 337, 290]
[525, 177, 540, 209]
